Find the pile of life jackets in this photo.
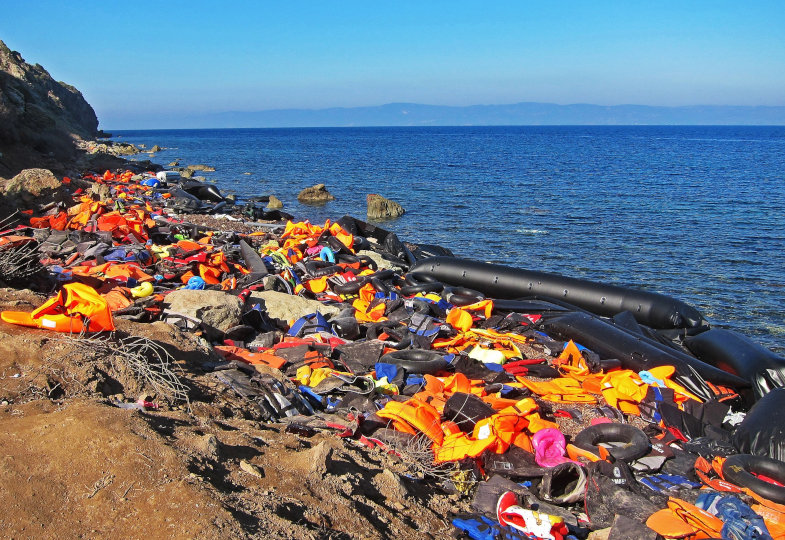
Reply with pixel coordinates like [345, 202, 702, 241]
[3, 168, 785, 539]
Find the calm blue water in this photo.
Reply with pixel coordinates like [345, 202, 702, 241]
[112, 126, 785, 353]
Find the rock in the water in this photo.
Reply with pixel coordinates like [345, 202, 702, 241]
[266, 195, 283, 209]
[366, 193, 405, 220]
[248, 290, 340, 321]
[3, 168, 68, 210]
[150, 145, 162, 152]
[188, 164, 215, 172]
[163, 289, 242, 339]
[168, 160, 179, 166]
[297, 183, 335, 204]
[179, 168, 194, 179]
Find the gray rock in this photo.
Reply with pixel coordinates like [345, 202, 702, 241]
[88, 182, 112, 202]
[197, 434, 221, 460]
[114, 143, 141, 155]
[150, 145, 162, 152]
[266, 195, 283, 209]
[367, 193, 405, 220]
[308, 441, 333, 476]
[372, 469, 409, 500]
[179, 168, 194, 179]
[188, 164, 215, 172]
[163, 289, 243, 339]
[3, 168, 69, 210]
[168, 160, 179, 166]
[297, 183, 335, 204]
[240, 459, 264, 478]
[247, 290, 340, 322]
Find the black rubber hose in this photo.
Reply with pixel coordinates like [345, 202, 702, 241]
[722, 454, 785, 504]
[573, 423, 651, 462]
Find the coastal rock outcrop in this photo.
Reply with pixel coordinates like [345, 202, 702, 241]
[366, 193, 405, 220]
[297, 183, 335, 204]
[0, 39, 100, 176]
[188, 164, 215, 172]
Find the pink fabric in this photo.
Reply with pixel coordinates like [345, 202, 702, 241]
[531, 428, 571, 467]
[590, 417, 613, 426]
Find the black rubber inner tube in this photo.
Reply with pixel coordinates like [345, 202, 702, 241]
[442, 286, 486, 307]
[366, 321, 412, 350]
[371, 269, 395, 281]
[573, 423, 651, 462]
[380, 349, 448, 374]
[398, 271, 444, 296]
[722, 454, 785, 504]
[370, 276, 391, 294]
[358, 254, 378, 271]
[337, 253, 360, 265]
[304, 260, 342, 277]
[332, 276, 366, 295]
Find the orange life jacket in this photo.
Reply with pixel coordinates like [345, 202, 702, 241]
[0, 283, 115, 333]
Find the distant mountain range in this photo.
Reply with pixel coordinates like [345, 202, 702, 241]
[194, 102, 785, 128]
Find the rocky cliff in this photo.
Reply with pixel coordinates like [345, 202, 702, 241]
[0, 39, 100, 176]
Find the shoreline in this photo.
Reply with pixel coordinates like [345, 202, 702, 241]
[0, 138, 784, 538]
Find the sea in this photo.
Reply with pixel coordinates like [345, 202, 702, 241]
[111, 126, 785, 354]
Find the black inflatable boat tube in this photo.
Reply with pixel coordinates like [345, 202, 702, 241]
[684, 328, 785, 384]
[541, 311, 748, 388]
[722, 454, 785, 504]
[410, 257, 705, 329]
[239, 240, 269, 275]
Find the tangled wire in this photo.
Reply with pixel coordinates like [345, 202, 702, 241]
[64, 331, 190, 406]
[0, 212, 44, 285]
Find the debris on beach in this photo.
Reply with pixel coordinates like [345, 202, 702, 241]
[1, 164, 785, 539]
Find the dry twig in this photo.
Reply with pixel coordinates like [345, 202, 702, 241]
[63, 332, 190, 406]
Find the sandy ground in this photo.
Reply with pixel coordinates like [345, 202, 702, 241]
[0, 288, 470, 539]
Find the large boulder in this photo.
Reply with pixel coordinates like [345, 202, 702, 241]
[367, 193, 405, 220]
[247, 290, 340, 322]
[163, 290, 243, 339]
[297, 184, 335, 205]
[2, 168, 69, 211]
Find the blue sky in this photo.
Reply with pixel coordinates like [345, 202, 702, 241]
[2, 1, 784, 129]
